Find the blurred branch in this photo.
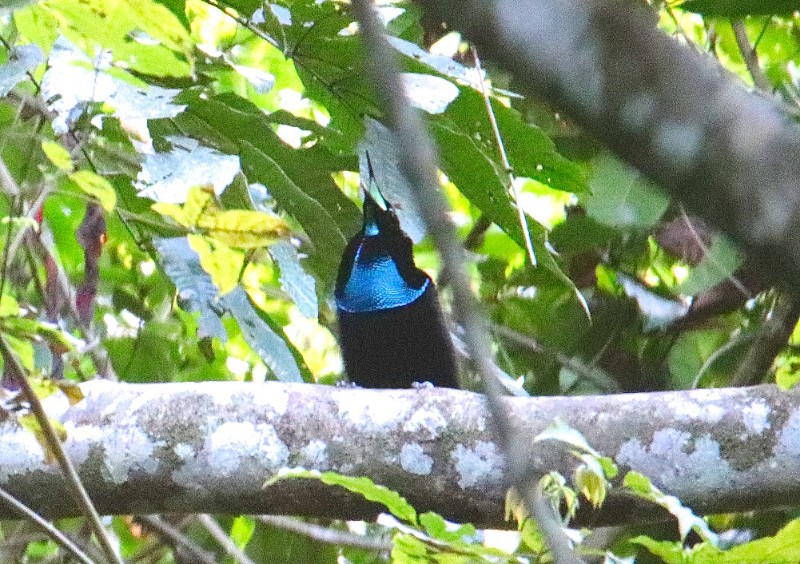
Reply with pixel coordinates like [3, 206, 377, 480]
[731, 293, 800, 387]
[732, 19, 771, 92]
[349, 2, 580, 561]
[411, 0, 800, 292]
[257, 515, 393, 552]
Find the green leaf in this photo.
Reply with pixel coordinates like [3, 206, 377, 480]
[220, 287, 310, 383]
[623, 471, 718, 544]
[677, 235, 743, 296]
[154, 237, 228, 343]
[722, 518, 800, 563]
[69, 170, 117, 211]
[585, 154, 669, 229]
[42, 0, 192, 77]
[41, 141, 73, 172]
[268, 241, 318, 319]
[679, 0, 800, 16]
[270, 469, 417, 524]
[178, 93, 360, 293]
[230, 516, 256, 551]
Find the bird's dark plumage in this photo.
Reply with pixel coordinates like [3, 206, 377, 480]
[335, 183, 458, 389]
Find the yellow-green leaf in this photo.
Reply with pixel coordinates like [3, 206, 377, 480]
[188, 234, 243, 295]
[70, 170, 117, 211]
[199, 209, 290, 249]
[0, 294, 20, 317]
[183, 185, 216, 226]
[152, 201, 188, 225]
[41, 141, 73, 171]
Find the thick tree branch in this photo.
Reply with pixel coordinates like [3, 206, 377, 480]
[413, 0, 800, 290]
[1, 381, 799, 527]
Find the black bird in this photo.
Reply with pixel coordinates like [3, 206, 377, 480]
[335, 177, 459, 389]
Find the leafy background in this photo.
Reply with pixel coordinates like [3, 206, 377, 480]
[1, 0, 800, 561]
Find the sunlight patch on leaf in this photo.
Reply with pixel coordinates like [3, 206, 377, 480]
[136, 137, 240, 204]
[0, 44, 43, 96]
[41, 37, 186, 135]
[41, 141, 73, 172]
[268, 241, 318, 318]
[401, 73, 459, 114]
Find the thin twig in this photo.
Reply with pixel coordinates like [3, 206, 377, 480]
[492, 324, 620, 393]
[257, 515, 393, 552]
[349, 3, 583, 562]
[0, 336, 122, 564]
[470, 46, 537, 267]
[732, 19, 771, 92]
[136, 516, 216, 564]
[196, 515, 257, 564]
[0, 486, 94, 564]
[463, 214, 492, 251]
[732, 293, 800, 387]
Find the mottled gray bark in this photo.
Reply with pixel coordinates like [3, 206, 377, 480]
[1, 381, 799, 527]
[414, 0, 800, 289]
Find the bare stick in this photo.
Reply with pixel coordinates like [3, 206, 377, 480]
[470, 46, 537, 267]
[257, 515, 393, 552]
[0, 336, 122, 564]
[732, 19, 771, 92]
[0, 486, 94, 564]
[197, 515, 257, 564]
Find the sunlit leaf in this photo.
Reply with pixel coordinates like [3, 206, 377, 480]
[268, 241, 318, 318]
[69, 170, 117, 211]
[230, 516, 256, 551]
[41, 141, 73, 172]
[40, 36, 186, 135]
[136, 137, 240, 204]
[187, 234, 243, 295]
[42, 0, 192, 77]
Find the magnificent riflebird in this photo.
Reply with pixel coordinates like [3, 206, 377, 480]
[335, 177, 459, 389]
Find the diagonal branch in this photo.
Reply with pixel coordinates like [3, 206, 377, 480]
[412, 0, 800, 292]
